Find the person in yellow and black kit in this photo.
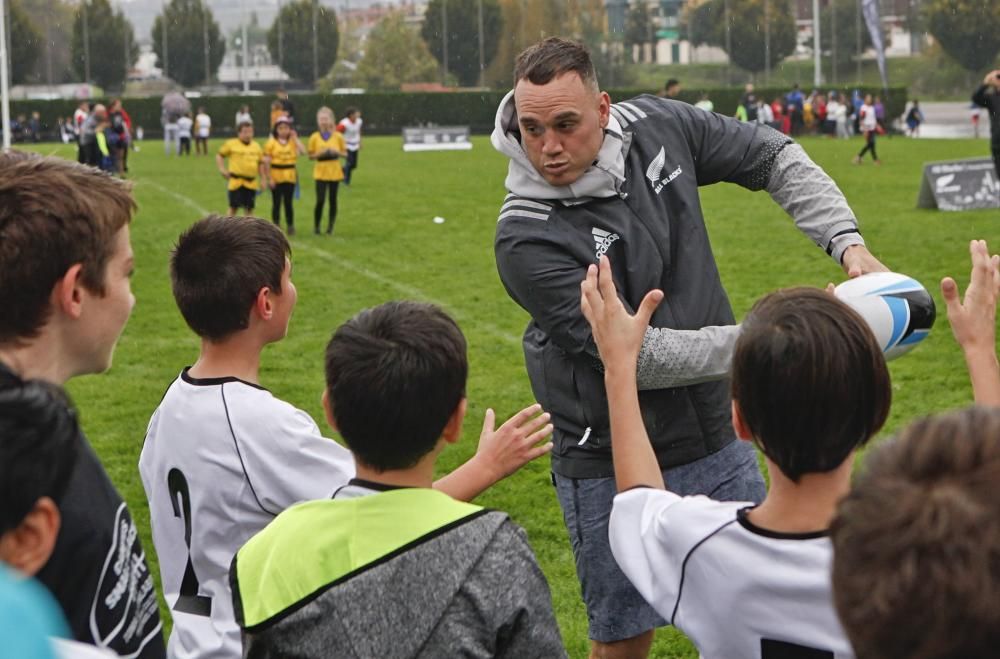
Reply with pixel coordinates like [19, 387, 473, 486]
[264, 116, 305, 235]
[216, 121, 266, 216]
[308, 107, 347, 235]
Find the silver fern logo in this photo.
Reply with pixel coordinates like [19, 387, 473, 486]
[646, 147, 682, 194]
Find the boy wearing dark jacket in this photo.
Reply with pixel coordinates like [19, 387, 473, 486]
[231, 301, 565, 659]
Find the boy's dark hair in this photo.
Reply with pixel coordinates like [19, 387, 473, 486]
[831, 407, 1000, 659]
[731, 288, 890, 481]
[344, 107, 358, 118]
[237, 120, 253, 132]
[514, 37, 597, 90]
[0, 152, 135, 344]
[324, 301, 468, 472]
[170, 215, 290, 341]
[0, 374, 79, 535]
[665, 78, 679, 88]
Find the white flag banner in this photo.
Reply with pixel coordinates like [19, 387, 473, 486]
[862, 0, 888, 90]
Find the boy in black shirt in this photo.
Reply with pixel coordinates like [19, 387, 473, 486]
[0, 152, 165, 658]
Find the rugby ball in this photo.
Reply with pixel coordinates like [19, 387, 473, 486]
[834, 272, 936, 361]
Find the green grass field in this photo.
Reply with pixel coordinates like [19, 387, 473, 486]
[32, 133, 998, 658]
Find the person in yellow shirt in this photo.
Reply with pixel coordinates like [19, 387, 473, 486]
[264, 116, 305, 236]
[307, 107, 347, 235]
[270, 101, 287, 130]
[216, 121, 266, 215]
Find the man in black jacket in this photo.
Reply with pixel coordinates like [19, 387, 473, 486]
[972, 70, 1000, 181]
[493, 38, 887, 658]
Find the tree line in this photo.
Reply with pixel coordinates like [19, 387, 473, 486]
[5, 0, 999, 92]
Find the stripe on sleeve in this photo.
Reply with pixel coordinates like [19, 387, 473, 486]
[613, 103, 638, 123]
[501, 198, 552, 213]
[619, 101, 647, 119]
[498, 209, 549, 223]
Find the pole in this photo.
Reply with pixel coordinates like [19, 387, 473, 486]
[45, 10, 53, 85]
[441, 0, 449, 86]
[311, 0, 318, 84]
[277, 0, 283, 72]
[724, 0, 731, 85]
[856, 0, 861, 82]
[241, 0, 249, 91]
[831, 0, 837, 83]
[476, 0, 483, 87]
[83, 0, 91, 82]
[0, 0, 10, 151]
[160, 0, 167, 80]
[813, 0, 821, 87]
[123, 18, 129, 89]
[764, 0, 770, 84]
[202, 0, 209, 85]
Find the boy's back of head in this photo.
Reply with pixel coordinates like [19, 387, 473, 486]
[170, 214, 290, 341]
[0, 375, 79, 573]
[324, 301, 467, 471]
[831, 406, 1000, 659]
[0, 152, 135, 345]
[731, 287, 891, 480]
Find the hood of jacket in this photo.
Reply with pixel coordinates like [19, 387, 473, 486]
[491, 90, 628, 202]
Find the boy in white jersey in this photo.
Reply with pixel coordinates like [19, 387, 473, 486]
[140, 214, 553, 659]
[194, 107, 211, 156]
[336, 107, 362, 185]
[831, 239, 1000, 659]
[580, 256, 891, 658]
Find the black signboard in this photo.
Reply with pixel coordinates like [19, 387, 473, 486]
[402, 126, 473, 152]
[917, 157, 1000, 211]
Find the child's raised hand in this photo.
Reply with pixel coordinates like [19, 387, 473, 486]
[473, 404, 553, 482]
[580, 255, 663, 371]
[942, 239, 1000, 357]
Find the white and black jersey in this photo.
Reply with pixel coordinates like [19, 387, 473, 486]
[337, 117, 362, 151]
[139, 369, 354, 659]
[609, 488, 854, 659]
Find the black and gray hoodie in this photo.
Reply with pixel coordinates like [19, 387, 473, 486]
[231, 484, 566, 658]
[492, 92, 865, 478]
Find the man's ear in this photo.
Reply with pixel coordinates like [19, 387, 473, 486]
[253, 287, 273, 321]
[53, 264, 85, 320]
[0, 498, 60, 577]
[321, 388, 339, 433]
[441, 398, 468, 445]
[598, 91, 612, 129]
[732, 400, 753, 442]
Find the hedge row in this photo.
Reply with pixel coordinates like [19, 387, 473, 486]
[9, 86, 907, 139]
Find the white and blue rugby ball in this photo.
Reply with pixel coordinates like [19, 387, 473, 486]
[834, 272, 936, 361]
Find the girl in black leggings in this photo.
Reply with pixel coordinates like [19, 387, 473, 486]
[263, 117, 305, 235]
[307, 106, 347, 235]
[314, 180, 340, 234]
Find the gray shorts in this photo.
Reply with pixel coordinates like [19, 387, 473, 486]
[552, 440, 766, 643]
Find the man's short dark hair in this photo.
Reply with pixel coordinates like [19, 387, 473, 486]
[831, 407, 1000, 659]
[731, 288, 891, 481]
[170, 215, 290, 341]
[0, 374, 79, 535]
[324, 301, 468, 472]
[0, 152, 135, 344]
[665, 78, 679, 88]
[514, 37, 598, 90]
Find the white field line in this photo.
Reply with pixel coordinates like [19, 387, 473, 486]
[137, 178, 523, 347]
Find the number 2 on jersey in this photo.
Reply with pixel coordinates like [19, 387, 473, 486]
[168, 468, 212, 616]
